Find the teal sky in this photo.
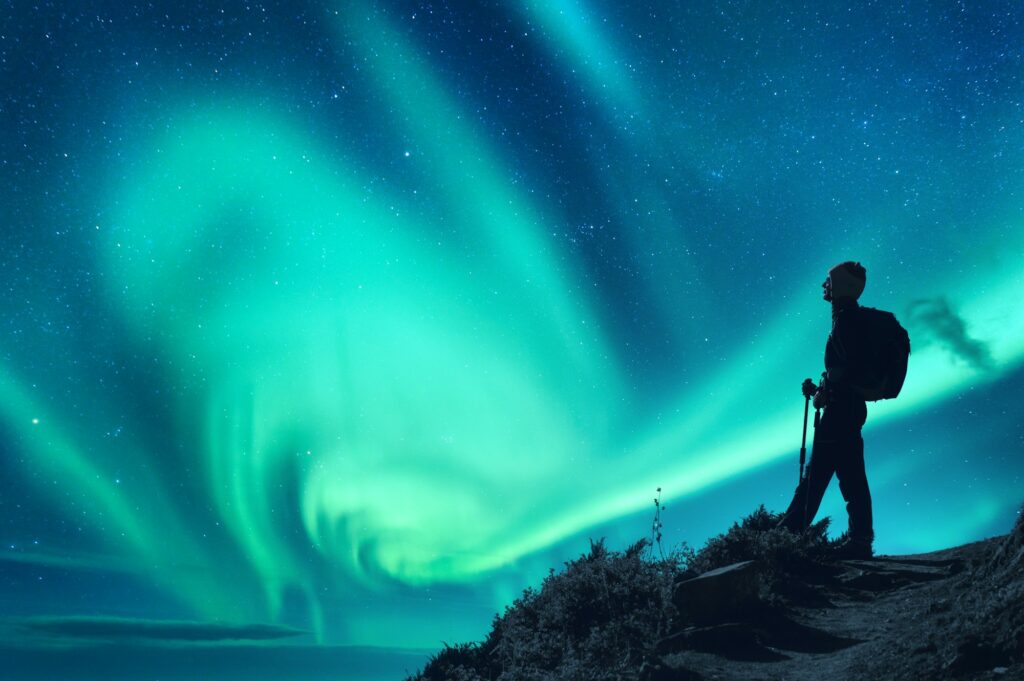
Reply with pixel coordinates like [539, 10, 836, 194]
[1, 1, 1022, 677]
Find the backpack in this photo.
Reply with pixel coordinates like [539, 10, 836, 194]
[853, 306, 911, 401]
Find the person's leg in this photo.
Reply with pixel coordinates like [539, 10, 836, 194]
[835, 433, 874, 542]
[779, 442, 837, 533]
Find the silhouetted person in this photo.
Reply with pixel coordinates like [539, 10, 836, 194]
[779, 261, 874, 559]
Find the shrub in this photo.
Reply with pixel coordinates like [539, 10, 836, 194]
[687, 505, 831, 577]
[407, 538, 687, 681]
[415, 641, 488, 681]
[408, 507, 838, 680]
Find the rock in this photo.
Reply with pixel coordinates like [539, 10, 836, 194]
[943, 636, 1009, 676]
[840, 561, 949, 592]
[656, 623, 787, 662]
[638, 659, 704, 681]
[988, 516, 1024, 576]
[672, 560, 760, 625]
[748, 605, 862, 654]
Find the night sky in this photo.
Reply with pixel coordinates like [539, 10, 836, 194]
[2, 1, 1023, 679]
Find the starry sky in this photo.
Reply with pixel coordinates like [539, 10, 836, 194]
[2, 1, 1023, 678]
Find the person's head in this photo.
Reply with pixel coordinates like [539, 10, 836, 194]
[822, 261, 866, 303]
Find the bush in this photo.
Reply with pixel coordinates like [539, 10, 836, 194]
[686, 505, 832, 579]
[407, 538, 686, 681]
[408, 507, 837, 680]
[414, 641, 489, 681]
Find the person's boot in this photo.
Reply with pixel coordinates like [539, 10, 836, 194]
[832, 535, 873, 560]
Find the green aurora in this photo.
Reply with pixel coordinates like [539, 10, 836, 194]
[2, 0, 1023, 665]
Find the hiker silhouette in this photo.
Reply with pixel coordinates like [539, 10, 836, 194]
[778, 261, 877, 559]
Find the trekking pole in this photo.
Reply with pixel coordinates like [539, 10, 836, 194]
[799, 378, 815, 484]
[804, 406, 820, 531]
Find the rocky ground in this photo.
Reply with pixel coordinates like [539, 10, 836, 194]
[408, 508, 1024, 681]
[647, 536, 1022, 680]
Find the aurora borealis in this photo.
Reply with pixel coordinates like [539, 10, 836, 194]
[2, 1, 1023, 678]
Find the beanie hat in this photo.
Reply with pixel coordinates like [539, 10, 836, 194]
[828, 261, 866, 301]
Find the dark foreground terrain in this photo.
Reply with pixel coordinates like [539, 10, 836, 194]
[407, 508, 1024, 681]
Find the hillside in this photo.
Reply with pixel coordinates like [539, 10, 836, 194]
[406, 508, 1024, 681]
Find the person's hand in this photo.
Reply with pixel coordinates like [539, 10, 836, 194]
[801, 378, 817, 398]
[813, 388, 828, 409]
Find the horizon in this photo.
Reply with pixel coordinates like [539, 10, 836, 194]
[2, 1, 1023, 678]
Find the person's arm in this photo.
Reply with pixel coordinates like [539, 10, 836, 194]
[813, 373, 829, 408]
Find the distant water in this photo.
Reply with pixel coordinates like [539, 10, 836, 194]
[0, 644, 432, 681]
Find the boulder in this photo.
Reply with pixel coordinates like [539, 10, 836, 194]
[672, 560, 760, 625]
[656, 623, 786, 662]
